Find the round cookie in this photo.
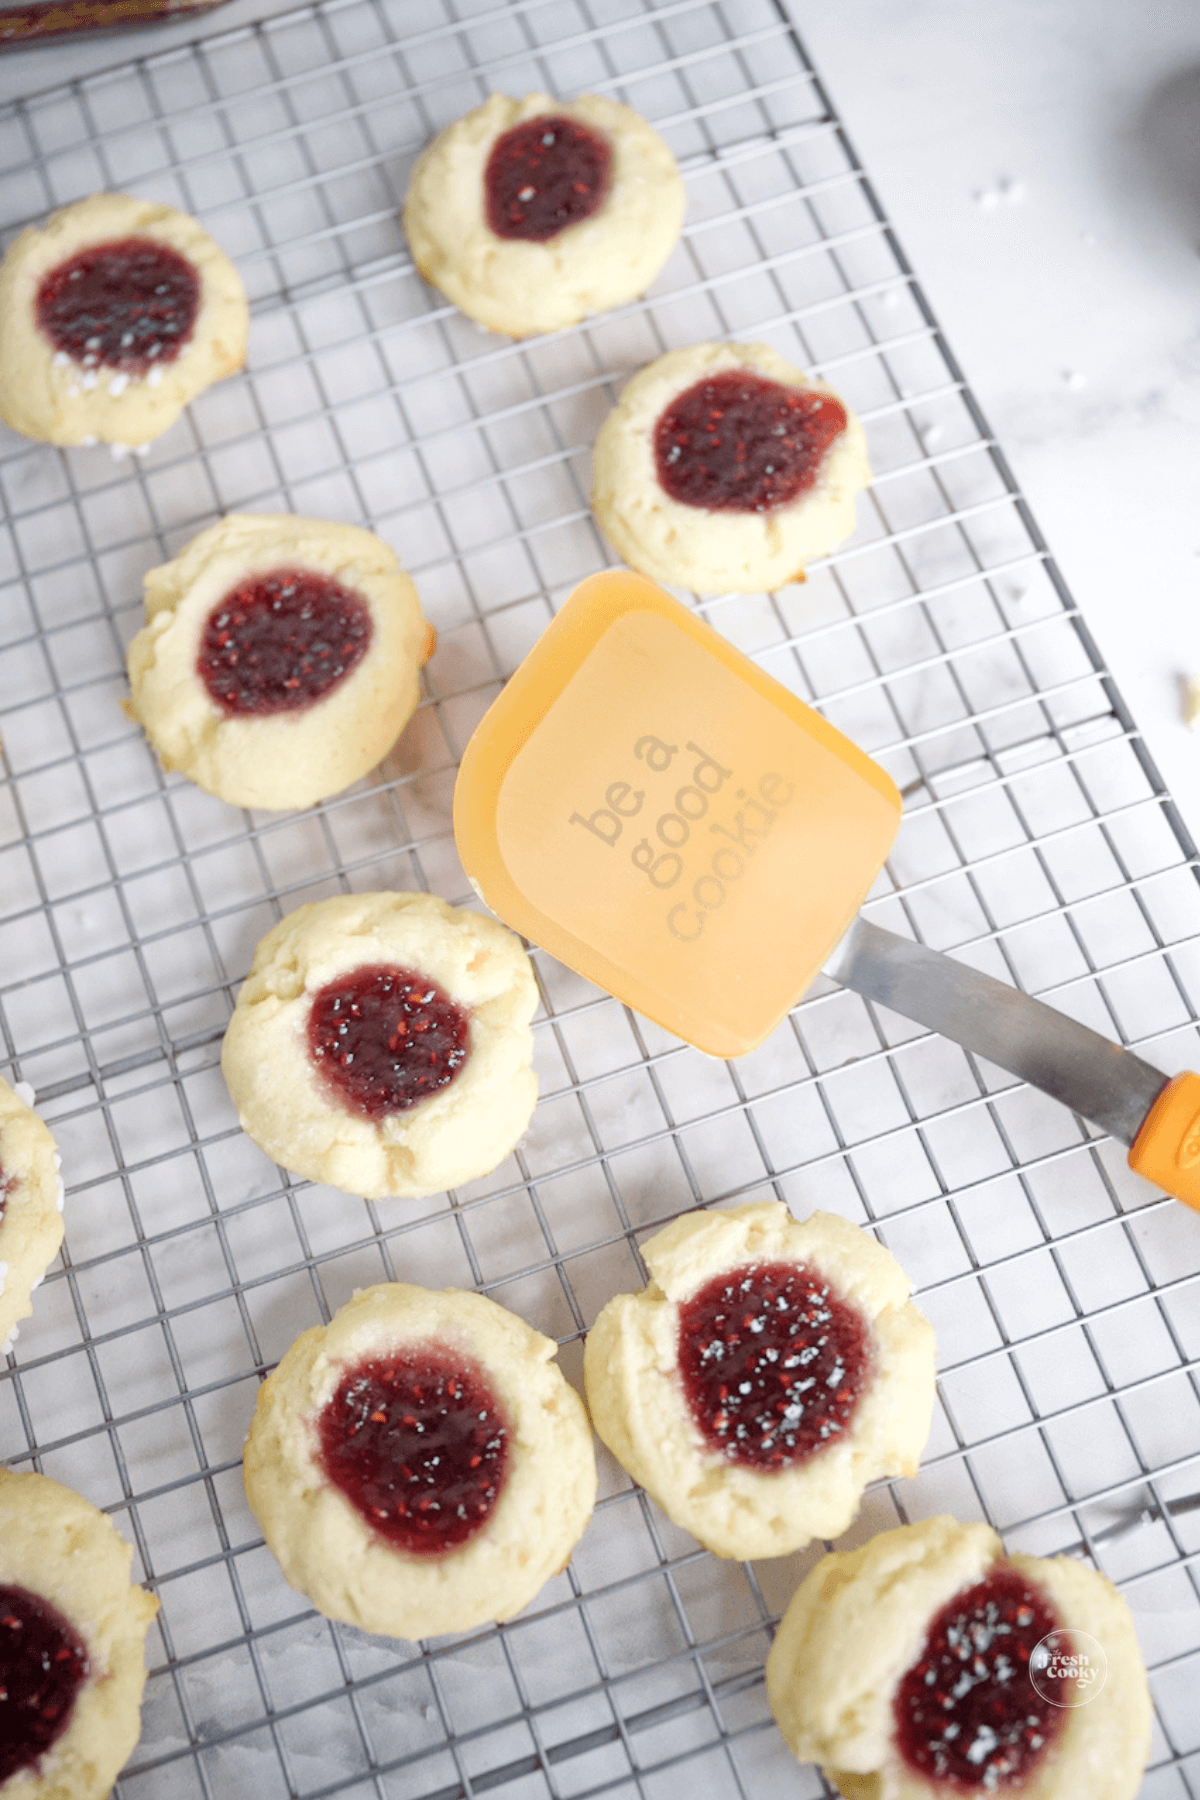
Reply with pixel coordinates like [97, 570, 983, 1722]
[221, 891, 539, 1199]
[404, 92, 685, 337]
[0, 1468, 158, 1797]
[0, 191, 248, 448]
[584, 1202, 935, 1560]
[0, 1076, 65, 1355]
[591, 340, 871, 592]
[766, 1514, 1152, 1800]
[244, 1282, 596, 1639]
[125, 513, 434, 812]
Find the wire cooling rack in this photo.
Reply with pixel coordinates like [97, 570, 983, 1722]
[2, 1, 1200, 1795]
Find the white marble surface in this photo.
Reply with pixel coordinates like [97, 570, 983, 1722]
[791, 0, 1200, 852]
[4, 0, 1200, 845]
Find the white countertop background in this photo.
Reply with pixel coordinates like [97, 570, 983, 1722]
[794, 0, 1200, 854]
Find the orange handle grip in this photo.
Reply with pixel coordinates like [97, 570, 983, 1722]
[1128, 1072, 1200, 1213]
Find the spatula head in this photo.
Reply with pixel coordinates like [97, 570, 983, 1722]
[454, 570, 901, 1057]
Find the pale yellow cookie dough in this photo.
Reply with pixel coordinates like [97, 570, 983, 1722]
[404, 92, 685, 337]
[0, 192, 248, 448]
[584, 1202, 935, 1560]
[766, 1515, 1152, 1800]
[591, 340, 871, 592]
[0, 1076, 64, 1354]
[0, 1468, 158, 1799]
[243, 1282, 596, 1639]
[221, 891, 539, 1199]
[125, 513, 434, 812]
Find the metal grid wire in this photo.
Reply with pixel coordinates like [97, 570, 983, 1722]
[2, 0, 1200, 1794]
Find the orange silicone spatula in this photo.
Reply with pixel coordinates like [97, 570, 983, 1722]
[453, 569, 1200, 1215]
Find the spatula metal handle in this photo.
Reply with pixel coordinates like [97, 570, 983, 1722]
[826, 917, 1200, 1215]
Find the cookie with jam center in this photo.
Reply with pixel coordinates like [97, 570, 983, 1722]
[592, 340, 871, 593]
[404, 92, 685, 336]
[221, 891, 538, 1200]
[0, 1469, 158, 1797]
[0, 191, 247, 448]
[244, 1282, 596, 1639]
[125, 513, 434, 812]
[767, 1515, 1152, 1800]
[584, 1201, 935, 1559]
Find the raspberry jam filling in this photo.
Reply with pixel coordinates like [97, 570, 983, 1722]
[653, 370, 848, 513]
[894, 1567, 1066, 1790]
[677, 1260, 871, 1469]
[0, 1160, 13, 1227]
[197, 568, 373, 718]
[308, 964, 469, 1119]
[484, 115, 612, 242]
[0, 1584, 90, 1785]
[317, 1347, 509, 1554]
[36, 236, 200, 375]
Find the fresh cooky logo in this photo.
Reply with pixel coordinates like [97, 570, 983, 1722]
[1028, 1630, 1107, 1707]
